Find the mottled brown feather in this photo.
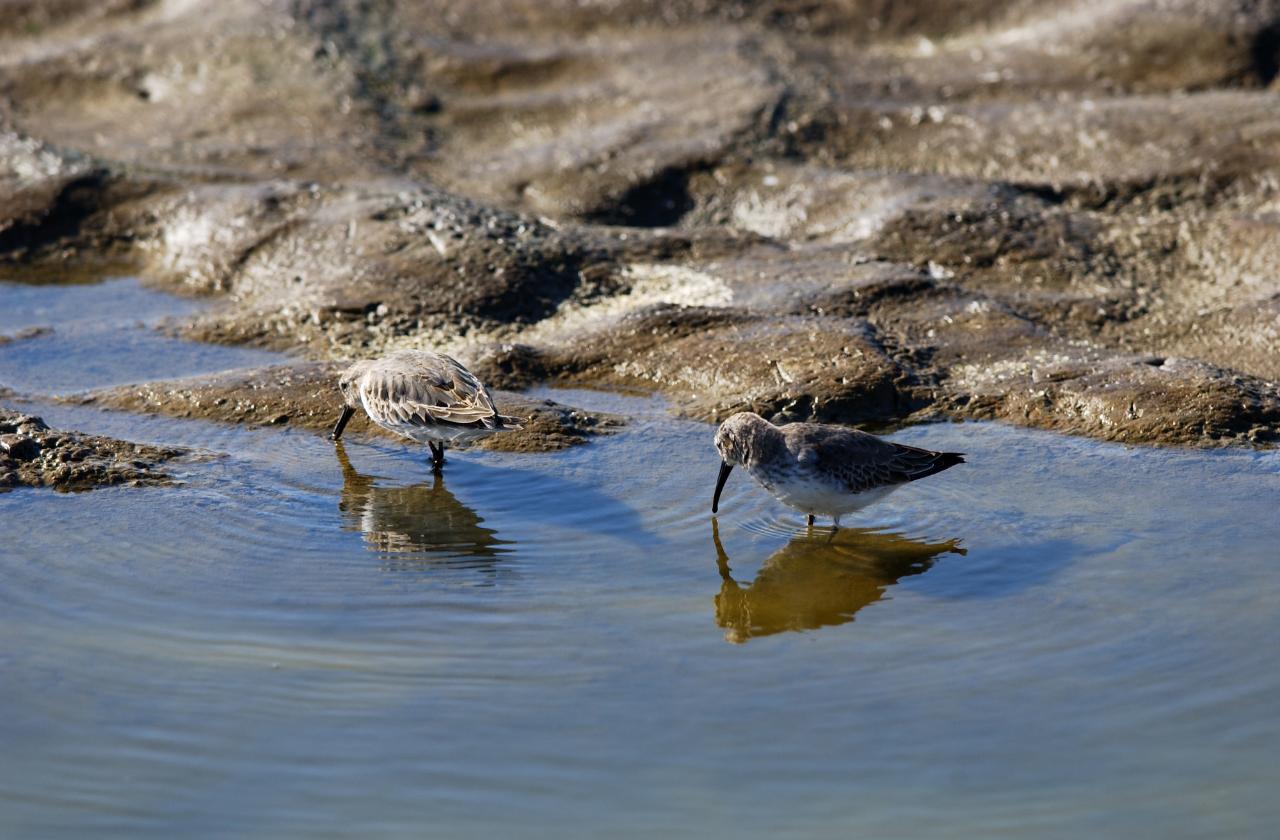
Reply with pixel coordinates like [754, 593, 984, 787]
[353, 350, 521, 432]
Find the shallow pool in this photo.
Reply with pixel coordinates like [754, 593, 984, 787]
[2, 278, 1278, 838]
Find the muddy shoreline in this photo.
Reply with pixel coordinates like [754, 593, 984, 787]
[0, 406, 181, 491]
[74, 361, 625, 453]
[3, 0, 1279, 482]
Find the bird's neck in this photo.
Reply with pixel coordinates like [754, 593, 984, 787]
[741, 422, 784, 469]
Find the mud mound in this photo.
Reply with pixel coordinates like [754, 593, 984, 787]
[3, 0, 1279, 447]
[79, 362, 623, 453]
[0, 407, 182, 491]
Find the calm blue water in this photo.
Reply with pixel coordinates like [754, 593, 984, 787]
[2, 278, 1278, 838]
[0, 277, 279, 394]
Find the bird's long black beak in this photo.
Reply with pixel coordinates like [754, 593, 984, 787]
[331, 405, 355, 441]
[712, 461, 733, 513]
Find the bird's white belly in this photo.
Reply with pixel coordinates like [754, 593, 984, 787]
[375, 419, 497, 446]
[410, 425, 497, 446]
[753, 468, 900, 516]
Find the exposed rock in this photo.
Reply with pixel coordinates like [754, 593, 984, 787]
[0, 407, 182, 491]
[2, 0, 1279, 448]
[78, 361, 623, 453]
[947, 355, 1280, 447]
[480, 305, 927, 426]
[0, 325, 53, 344]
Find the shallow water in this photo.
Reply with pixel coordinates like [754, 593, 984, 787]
[2, 279, 1279, 838]
[0, 277, 280, 394]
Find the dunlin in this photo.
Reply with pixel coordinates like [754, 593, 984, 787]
[711, 412, 964, 528]
[331, 350, 523, 469]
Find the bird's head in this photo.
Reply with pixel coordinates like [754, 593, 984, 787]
[712, 412, 773, 513]
[331, 360, 373, 441]
[714, 411, 772, 467]
[337, 360, 372, 409]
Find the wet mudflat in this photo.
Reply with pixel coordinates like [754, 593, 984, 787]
[2, 280, 1279, 837]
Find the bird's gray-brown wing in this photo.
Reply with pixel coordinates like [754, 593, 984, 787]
[789, 425, 964, 494]
[358, 353, 503, 430]
[435, 356, 524, 428]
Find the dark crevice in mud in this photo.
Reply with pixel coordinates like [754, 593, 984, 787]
[0, 170, 115, 257]
[1009, 182, 1069, 207]
[1253, 20, 1280, 86]
[762, 88, 797, 141]
[0, 0, 157, 38]
[622, 302, 752, 337]
[581, 165, 702, 228]
[1010, 171, 1248, 213]
[758, 383, 927, 428]
[800, 275, 938, 319]
[471, 343, 552, 391]
[471, 254, 608, 325]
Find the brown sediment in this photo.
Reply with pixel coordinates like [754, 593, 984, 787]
[0, 406, 182, 491]
[77, 362, 623, 453]
[0, 326, 53, 345]
[476, 305, 929, 427]
[2, 0, 1279, 447]
[944, 354, 1280, 447]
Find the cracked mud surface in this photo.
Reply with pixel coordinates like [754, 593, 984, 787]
[3, 0, 1279, 447]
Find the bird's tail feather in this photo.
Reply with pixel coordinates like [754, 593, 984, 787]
[911, 452, 965, 481]
[495, 414, 525, 431]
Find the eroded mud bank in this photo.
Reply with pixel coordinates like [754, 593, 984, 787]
[3, 0, 1279, 449]
[0, 406, 181, 491]
[76, 361, 623, 453]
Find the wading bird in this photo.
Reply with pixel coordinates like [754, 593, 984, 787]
[331, 350, 523, 470]
[711, 412, 964, 528]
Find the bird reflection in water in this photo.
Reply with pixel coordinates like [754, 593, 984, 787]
[335, 442, 511, 579]
[711, 519, 965, 644]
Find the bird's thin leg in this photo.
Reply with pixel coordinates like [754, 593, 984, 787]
[429, 442, 445, 471]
